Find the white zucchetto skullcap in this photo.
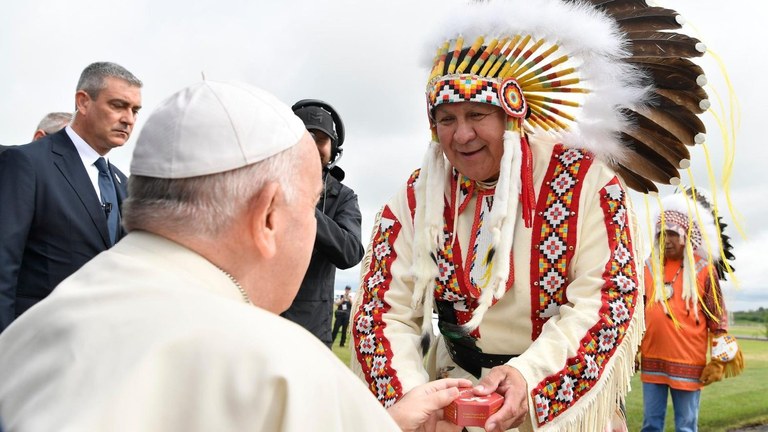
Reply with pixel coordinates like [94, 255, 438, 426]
[131, 81, 306, 178]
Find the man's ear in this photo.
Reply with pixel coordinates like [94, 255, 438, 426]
[32, 130, 46, 141]
[75, 90, 91, 114]
[248, 182, 280, 259]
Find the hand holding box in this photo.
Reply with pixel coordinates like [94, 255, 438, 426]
[444, 388, 504, 427]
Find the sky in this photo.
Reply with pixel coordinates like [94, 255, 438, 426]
[1, 0, 766, 311]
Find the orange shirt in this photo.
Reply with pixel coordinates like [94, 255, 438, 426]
[640, 257, 727, 391]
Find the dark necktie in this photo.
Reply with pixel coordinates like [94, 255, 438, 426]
[94, 157, 119, 245]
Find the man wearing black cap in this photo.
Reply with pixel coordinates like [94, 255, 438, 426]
[282, 100, 364, 348]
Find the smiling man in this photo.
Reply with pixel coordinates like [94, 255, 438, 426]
[0, 62, 142, 332]
[345, 1, 706, 430]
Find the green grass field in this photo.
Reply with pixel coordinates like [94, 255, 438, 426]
[731, 323, 768, 339]
[332, 324, 768, 431]
[331, 338, 352, 366]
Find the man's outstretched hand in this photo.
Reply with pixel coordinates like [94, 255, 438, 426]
[388, 378, 473, 432]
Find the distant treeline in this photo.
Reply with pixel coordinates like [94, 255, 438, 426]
[734, 308, 768, 323]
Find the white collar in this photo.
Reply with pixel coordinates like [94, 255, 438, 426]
[65, 125, 107, 167]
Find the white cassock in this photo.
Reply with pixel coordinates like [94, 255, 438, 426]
[0, 231, 399, 432]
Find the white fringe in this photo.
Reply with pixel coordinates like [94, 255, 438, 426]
[411, 140, 448, 335]
[349, 208, 385, 373]
[537, 298, 645, 432]
[463, 131, 521, 332]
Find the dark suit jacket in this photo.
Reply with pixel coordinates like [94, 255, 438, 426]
[0, 129, 128, 331]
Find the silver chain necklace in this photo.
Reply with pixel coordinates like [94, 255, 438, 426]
[219, 268, 250, 304]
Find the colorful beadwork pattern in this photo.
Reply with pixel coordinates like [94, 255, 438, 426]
[352, 206, 403, 407]
[658, 210, 703, 250]
[434, 222, 468, 306]
[455, 170, 473, 215]
[431, 174, 514, 338]
[466, 194, 497, 297]
[406, 169, 421, 220]
[641, 357, 704, 383]
[432, 175, 476, 330]
[530, 145, 593, 339]
[532, 177, 639, 426]
[428, 74, 500, 112]
[405, 168, 476, 324]
[499, 78, 527, 118]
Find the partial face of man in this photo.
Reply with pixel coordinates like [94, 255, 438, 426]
[662, 229, 685, 260]
[310, 129, 333, 167]
[76, 76, 142, 155]
[276, 134, 323, 309]
[433, 102, 506, 182]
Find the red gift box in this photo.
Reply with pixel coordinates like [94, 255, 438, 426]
[444, 389, 504, 427]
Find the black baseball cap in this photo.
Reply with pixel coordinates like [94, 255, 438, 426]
[293, 105, 337, 143]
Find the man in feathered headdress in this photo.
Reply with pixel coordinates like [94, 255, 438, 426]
[640, 189, 742, 432]
[350, 0, 713, 430]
